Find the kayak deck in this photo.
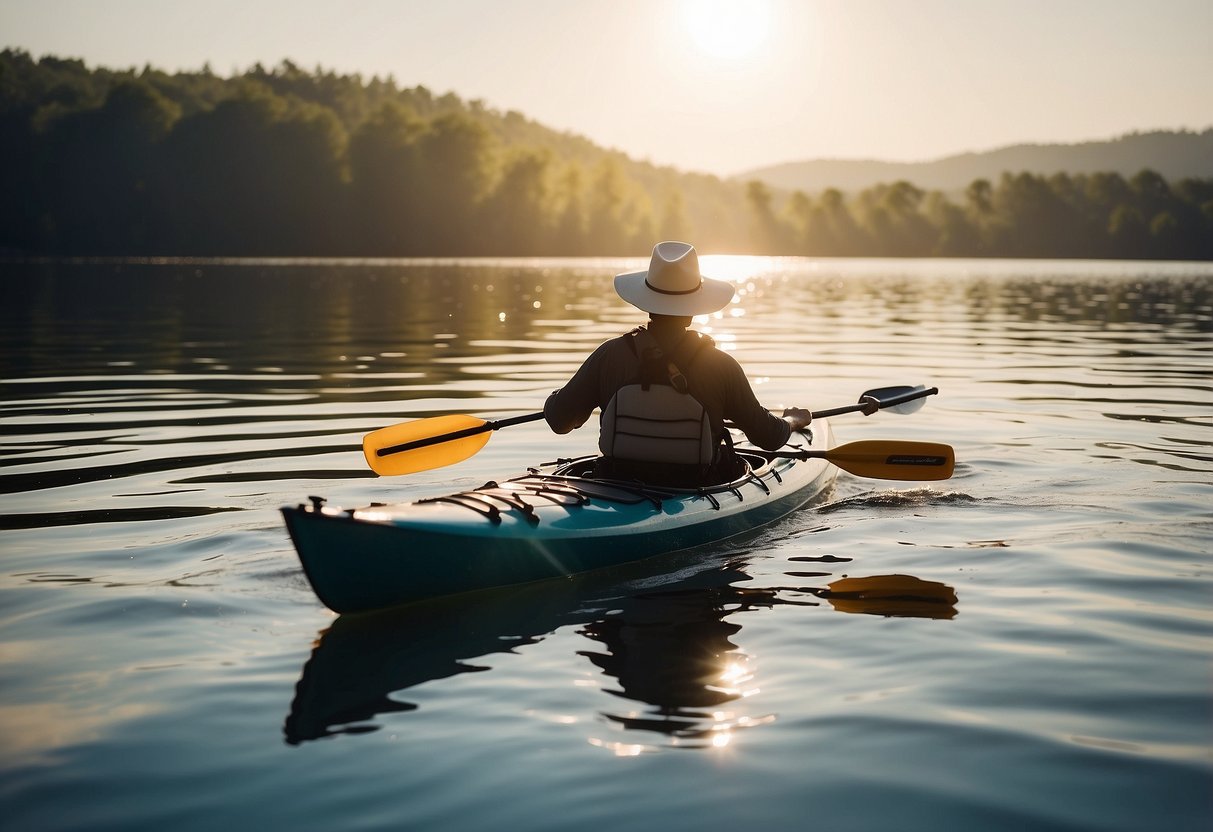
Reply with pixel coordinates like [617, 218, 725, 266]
[283, 423, 835, 613]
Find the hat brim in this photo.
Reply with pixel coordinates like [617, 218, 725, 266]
[613, 270, 736, 316]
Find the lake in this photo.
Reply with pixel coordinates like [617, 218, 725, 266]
[2, 256, 1211, 831]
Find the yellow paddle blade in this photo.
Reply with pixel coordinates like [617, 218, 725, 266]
[362, 414, 491, 476]
[827, 440, 955, 481]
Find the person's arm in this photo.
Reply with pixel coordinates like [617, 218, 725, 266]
[722, 356, 801, 451]
[543, 343, 610, 434]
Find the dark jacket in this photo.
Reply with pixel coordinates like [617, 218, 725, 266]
[543, 319, 792, 454]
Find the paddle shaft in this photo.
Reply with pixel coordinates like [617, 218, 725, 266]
[376, 411, 545, 457]
[723, 385, 939, 429]
[810, 386, 937, 419]
[375, 385, 939, 460]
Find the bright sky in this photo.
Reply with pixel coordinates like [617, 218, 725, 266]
[4, 0, 1211, 176]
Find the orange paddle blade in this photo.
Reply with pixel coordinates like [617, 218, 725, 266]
[363, 414, 491, 476]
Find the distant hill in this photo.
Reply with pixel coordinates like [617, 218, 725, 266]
[739, 129, 1213, 194]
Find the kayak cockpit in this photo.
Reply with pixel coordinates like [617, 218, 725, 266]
[395, 444, 800, 527]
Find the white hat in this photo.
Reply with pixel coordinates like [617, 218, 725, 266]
[614, 241, 735, 316]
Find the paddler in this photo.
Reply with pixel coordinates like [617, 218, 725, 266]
[544, 241, 812, 486]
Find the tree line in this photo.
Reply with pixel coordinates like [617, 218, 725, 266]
[2, 50, 1210, 259]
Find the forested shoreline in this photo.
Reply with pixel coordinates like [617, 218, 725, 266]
[3, 50, 1211, 259]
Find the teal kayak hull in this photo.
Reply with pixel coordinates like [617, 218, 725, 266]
[282, 424, 835, 613]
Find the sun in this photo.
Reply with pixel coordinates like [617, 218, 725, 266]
[682, 0, 772, 60]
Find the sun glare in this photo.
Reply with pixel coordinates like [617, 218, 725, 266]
[682, 0, 771, 60]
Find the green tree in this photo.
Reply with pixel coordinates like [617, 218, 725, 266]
[656, 188, 692, 243]
[551, 164, 589, 255]
[479, 148, 553, 254]
[1130, 169, 1172, 217]
[860, 180, 934, 255]
[964, 178, 995, 254]
[925, 191, 978, 256]
[157, 83, 347, 254]
[40, 80, 180, 253]
[1108, 204, 1149, 257]
[1172, 178, 1213, 259]
[347, 101, 425, 254]
[622, 192, 657, 254]
[990, 172, 1076, 257]
[1045, 173, 1100, 257]
[1081, 172, 1133, 257]
[412, 112, 494, 254]
[818, 188, 864, 255]
[781, 190, 813, 254]
[745, 179, 782, 252]
[270, 100, 348, 253]
[586, 158, 629, 254]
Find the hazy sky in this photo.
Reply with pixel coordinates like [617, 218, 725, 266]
[4, 0, 1211, 176]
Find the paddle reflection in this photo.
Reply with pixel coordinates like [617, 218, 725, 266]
[283, 564, 957, 747]
[817, 574, 959, 620]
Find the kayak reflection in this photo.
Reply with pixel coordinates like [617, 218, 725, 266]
[283, 561, 956, 746]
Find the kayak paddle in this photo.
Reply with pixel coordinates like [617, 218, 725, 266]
[759, 439, 955, 481]
[364, 412, 547, 476]
[813, 384, 937, 418]
[363, 384, 941, 477]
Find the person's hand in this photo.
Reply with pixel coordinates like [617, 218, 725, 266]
[782, 407, 812, 431]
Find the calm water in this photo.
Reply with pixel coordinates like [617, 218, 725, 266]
[2, 256, 1211, 831]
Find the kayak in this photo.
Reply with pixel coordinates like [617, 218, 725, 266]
[282, 386, 952, 615]
[282, 421, 837, 614]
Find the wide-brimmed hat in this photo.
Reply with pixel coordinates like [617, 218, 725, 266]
[614, 241, 735, 316]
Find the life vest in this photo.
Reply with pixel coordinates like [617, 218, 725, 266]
[599, 328, 714, 469]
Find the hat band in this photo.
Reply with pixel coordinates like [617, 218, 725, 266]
[645, 277, 702, 296]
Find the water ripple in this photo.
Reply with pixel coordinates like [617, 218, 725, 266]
[3, 258, 1211, 832]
